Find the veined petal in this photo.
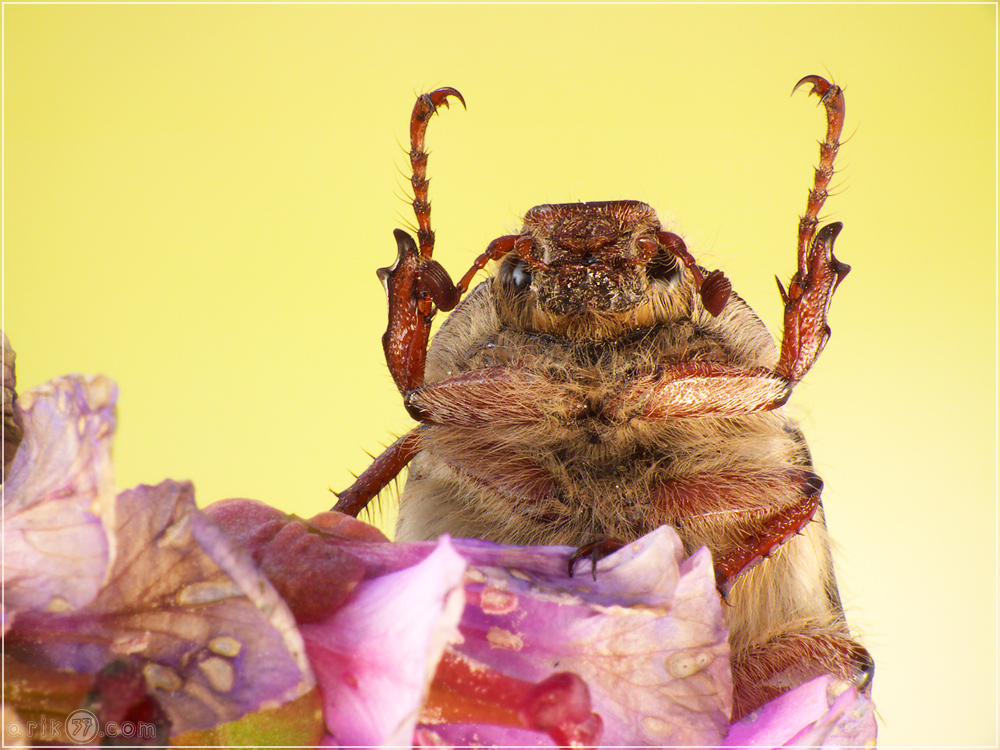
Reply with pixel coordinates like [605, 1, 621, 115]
[6, 480, 315, 736]
[4, 375, 117, 614]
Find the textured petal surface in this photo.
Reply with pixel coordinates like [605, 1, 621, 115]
[7, 480, 315, 735]
[429, 527, 732, 747]
[208, 508, 734, 747]
[3, 374, 117, 614]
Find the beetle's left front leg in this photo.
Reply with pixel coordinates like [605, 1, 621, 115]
[651, 469, 823, 596]
[775, 76, 851, 382]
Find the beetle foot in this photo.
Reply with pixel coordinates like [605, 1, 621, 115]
[568, 536, 626, 580]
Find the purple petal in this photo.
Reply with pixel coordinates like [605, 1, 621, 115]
[426, 527, 732, 746]
[301, 537, 467, 747]
[6, 480, 314, 735]
[723, 674, 877, 747]
[3, 375, 117, 614]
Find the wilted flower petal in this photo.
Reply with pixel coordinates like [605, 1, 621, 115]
[206, 500, 374, 623]
[3, 374, 117, 614]
[3, 332, 24, 480]
[209, 507, 732, 747]
[6, 479, 315, 736]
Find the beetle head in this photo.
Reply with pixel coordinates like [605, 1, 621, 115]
[493, 201, 729, 335]
[516, 201, 659, 316]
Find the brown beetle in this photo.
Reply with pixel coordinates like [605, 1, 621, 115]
[334, 77, 872, 719]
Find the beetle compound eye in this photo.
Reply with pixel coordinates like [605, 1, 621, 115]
[499, 254, 532, 294]
[512, 260, 531, 290]
[646, 252, 680, 284]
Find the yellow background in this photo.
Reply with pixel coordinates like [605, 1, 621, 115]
[5, 4, 995, 745]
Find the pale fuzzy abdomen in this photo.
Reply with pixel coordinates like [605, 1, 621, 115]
[394, 277, 845, 659]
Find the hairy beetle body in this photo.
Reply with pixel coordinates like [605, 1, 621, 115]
[335, 80, 871, 720]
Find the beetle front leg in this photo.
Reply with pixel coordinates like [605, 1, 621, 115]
[775, 76, 851, 382]
[410, 87, 465, 259]
[792, 75, 845, 270]
[379, 230, 460, 393]
[404, 367, 580, 427]
[775, 222, 850, 382]
[614, 362, 792, 421]
[378, 88, 467, 394]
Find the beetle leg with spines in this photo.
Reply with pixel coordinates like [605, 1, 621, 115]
[379, 89, 465, 395]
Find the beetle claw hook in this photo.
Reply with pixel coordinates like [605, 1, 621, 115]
[792, 74, 835, 102]
[424, 87, 466, 112]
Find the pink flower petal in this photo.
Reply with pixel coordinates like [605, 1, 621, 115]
[723, 674, 877, 747]
[423, 527, 731, 746]
[300, 537, 467, 747]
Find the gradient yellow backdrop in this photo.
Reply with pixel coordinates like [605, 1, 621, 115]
[5, 4, 995, 746]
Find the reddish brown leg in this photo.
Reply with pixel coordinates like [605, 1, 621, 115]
[775, 222, 850, 383]
[404, 367, 576, 427]
[332, 429, 422, 516]
[792, 75, 845, 270]
[775, 76, 851, 382]
[621, 362, 792, 421]
[710, 474, 823, 597]
[379, 231, 435, 394]
[410, 88, 465, 259]
[649, 469, 822, 595]
[732, 631, 873, 721]
[379, 89, 465, 394]
[428, 436, 557, 503]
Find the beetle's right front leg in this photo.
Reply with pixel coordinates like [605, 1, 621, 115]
[378, 229, 460, 393]
[379, 87, 467, 394]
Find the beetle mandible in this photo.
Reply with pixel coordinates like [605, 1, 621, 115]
[333, 77, 872, 719]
